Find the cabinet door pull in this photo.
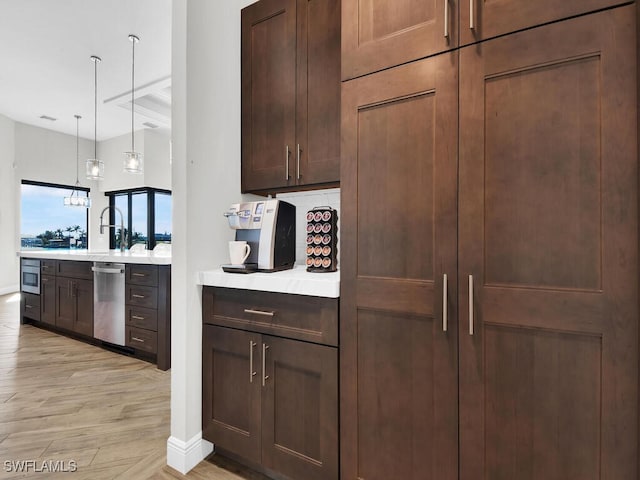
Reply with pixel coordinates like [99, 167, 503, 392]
[131, 315, 146, 320]
[67, 281, 71, 298]
[131, 336, 145, 343]
[468, 275, 474, 335]
[285, 145, 290, 180]
[470, 0, 475, 29]
[442, 273, 448, 332]
[25, 304, 33, 309]
[132, 272, 147, 277]
[444, 0, 449, 39]
[42, 277, 48, 283]
[249, 341, 257, 383]
[262, 343, 270, 386]
[244, 308, 274, 317]
[132, 294, 146, 299]
[296, 144, 301, 180]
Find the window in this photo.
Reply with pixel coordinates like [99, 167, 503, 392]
[106, 187, 171, 250]
[21, 180, 89, 250]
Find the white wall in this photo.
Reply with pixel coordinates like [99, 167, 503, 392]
[168, 0, 256, 473]
[97, 128, 171, 193]
[0, 114, 17, 294]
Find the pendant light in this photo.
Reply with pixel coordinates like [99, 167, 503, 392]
[86, 55, 104, 180]
[64, 115, 91, 208]
[123, 34, 143, 174]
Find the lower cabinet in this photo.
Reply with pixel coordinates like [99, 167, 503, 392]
[202, 287, 339, 480]
[55, 276, 93, 337]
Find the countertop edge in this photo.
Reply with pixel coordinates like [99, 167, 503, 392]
[197, 267, 340, 298]
[17, 250, 172, 266]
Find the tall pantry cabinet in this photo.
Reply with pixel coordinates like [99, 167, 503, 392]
[340, 2, 638, 480]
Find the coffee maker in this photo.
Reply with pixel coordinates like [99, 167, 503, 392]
[223, 200, 296, 273]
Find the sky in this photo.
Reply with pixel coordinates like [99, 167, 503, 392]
[21, 184, 88, 237]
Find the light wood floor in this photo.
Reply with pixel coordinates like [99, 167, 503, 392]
[0, 293, 264, 480]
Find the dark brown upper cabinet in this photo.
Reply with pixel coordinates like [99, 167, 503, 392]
[341, 0, 458, 80]
[242, 0, 341, 194]
[459, 0, 629, 46]
[342, 0, 629, 80]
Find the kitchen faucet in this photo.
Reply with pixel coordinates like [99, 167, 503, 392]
[99, 206, 127, 252]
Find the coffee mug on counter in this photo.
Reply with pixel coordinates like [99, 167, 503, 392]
[229, 240, 251, 265]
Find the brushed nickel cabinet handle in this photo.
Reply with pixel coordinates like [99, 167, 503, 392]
[131, 336, 145, 343]
[244, 308, 274, 317]
[42, 278, 48, 283]
[132, 273, 147, 277]
[262, 343, 270, 386]
[442, 273, 448, 332]
[296, 144, 301, 180]
[444, 0, 449, 38]
[25, 305, 33, 309]
[131, 315, 146, 320]
[470, 0, 475, 29]
[468, 275, 474, 335]
[249, 341, 257, 383]
[285, 145, 290, 180]
[132, 294, 146, 299]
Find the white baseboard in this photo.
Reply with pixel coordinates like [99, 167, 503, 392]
[0, 285, 19, 296]
[166, 432, 214, 474]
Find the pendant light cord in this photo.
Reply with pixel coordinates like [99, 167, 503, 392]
[130, 35, 138, 152]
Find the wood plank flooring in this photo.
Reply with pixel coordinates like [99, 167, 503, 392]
[0, 293, 263, 480]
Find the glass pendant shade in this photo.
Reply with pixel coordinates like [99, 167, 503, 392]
[64, 114, 91, 208]
[64, 194, 91, 208]
[86, 158, 104, 180]
[123, 151, 143, 174]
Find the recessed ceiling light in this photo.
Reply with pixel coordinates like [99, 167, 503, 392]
[39, 115, 57, 121]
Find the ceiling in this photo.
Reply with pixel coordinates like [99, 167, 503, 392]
[0, 0, 172, 141]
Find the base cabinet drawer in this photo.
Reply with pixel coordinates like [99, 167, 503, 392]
[126, 285, 158, 309]
[126, 306, 158, 331]
[126, 264, 159, 287]
[126, 326, 157, 354]
[22, 293, 41, 321]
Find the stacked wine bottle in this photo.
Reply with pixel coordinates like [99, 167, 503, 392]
[305, 207, 338, 272]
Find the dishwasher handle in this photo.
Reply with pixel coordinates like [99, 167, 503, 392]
[92, 266, 125, 274]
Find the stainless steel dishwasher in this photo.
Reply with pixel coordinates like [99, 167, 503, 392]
[92, 262, 125, 346]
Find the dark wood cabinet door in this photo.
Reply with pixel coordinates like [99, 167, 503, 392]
[40, 275, 56, 326]
[55, 278, 75, 331]
[341, 52, 459, 480]
[342, 0, 455, 80]
[261, 336, 338, 480]
[202, 325, 262, 465]
[56, 260, 92, 280]
[459, 0, 628, 46]
[295, 0, 340, 186]
[458, 8, 637, 480]
[241, 0, 297, 192]
[74, 278, 93, 337]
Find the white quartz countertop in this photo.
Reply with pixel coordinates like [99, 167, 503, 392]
[198, 265, 340, 298]
[18, 250, 171, 265]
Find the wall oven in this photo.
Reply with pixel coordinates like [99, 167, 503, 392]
[21, 258, 41, 295]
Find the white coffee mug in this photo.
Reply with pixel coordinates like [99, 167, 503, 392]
[229, 240, 251, 265]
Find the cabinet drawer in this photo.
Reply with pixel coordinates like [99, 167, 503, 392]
[126, 265, 159, 287]
[203, 287, 338, 346]
[125, 326, 157, 354]
[56, 260, 92, 280]
[23, 293, 41, 321]
[126, 285, 158, 309]
[126, 306, 158, 331]
[41, 259, 57, 275]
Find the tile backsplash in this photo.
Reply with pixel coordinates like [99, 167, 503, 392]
[276, 188, 340, 267]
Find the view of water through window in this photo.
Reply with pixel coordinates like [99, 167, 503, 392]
[21, 182, 89, 249]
